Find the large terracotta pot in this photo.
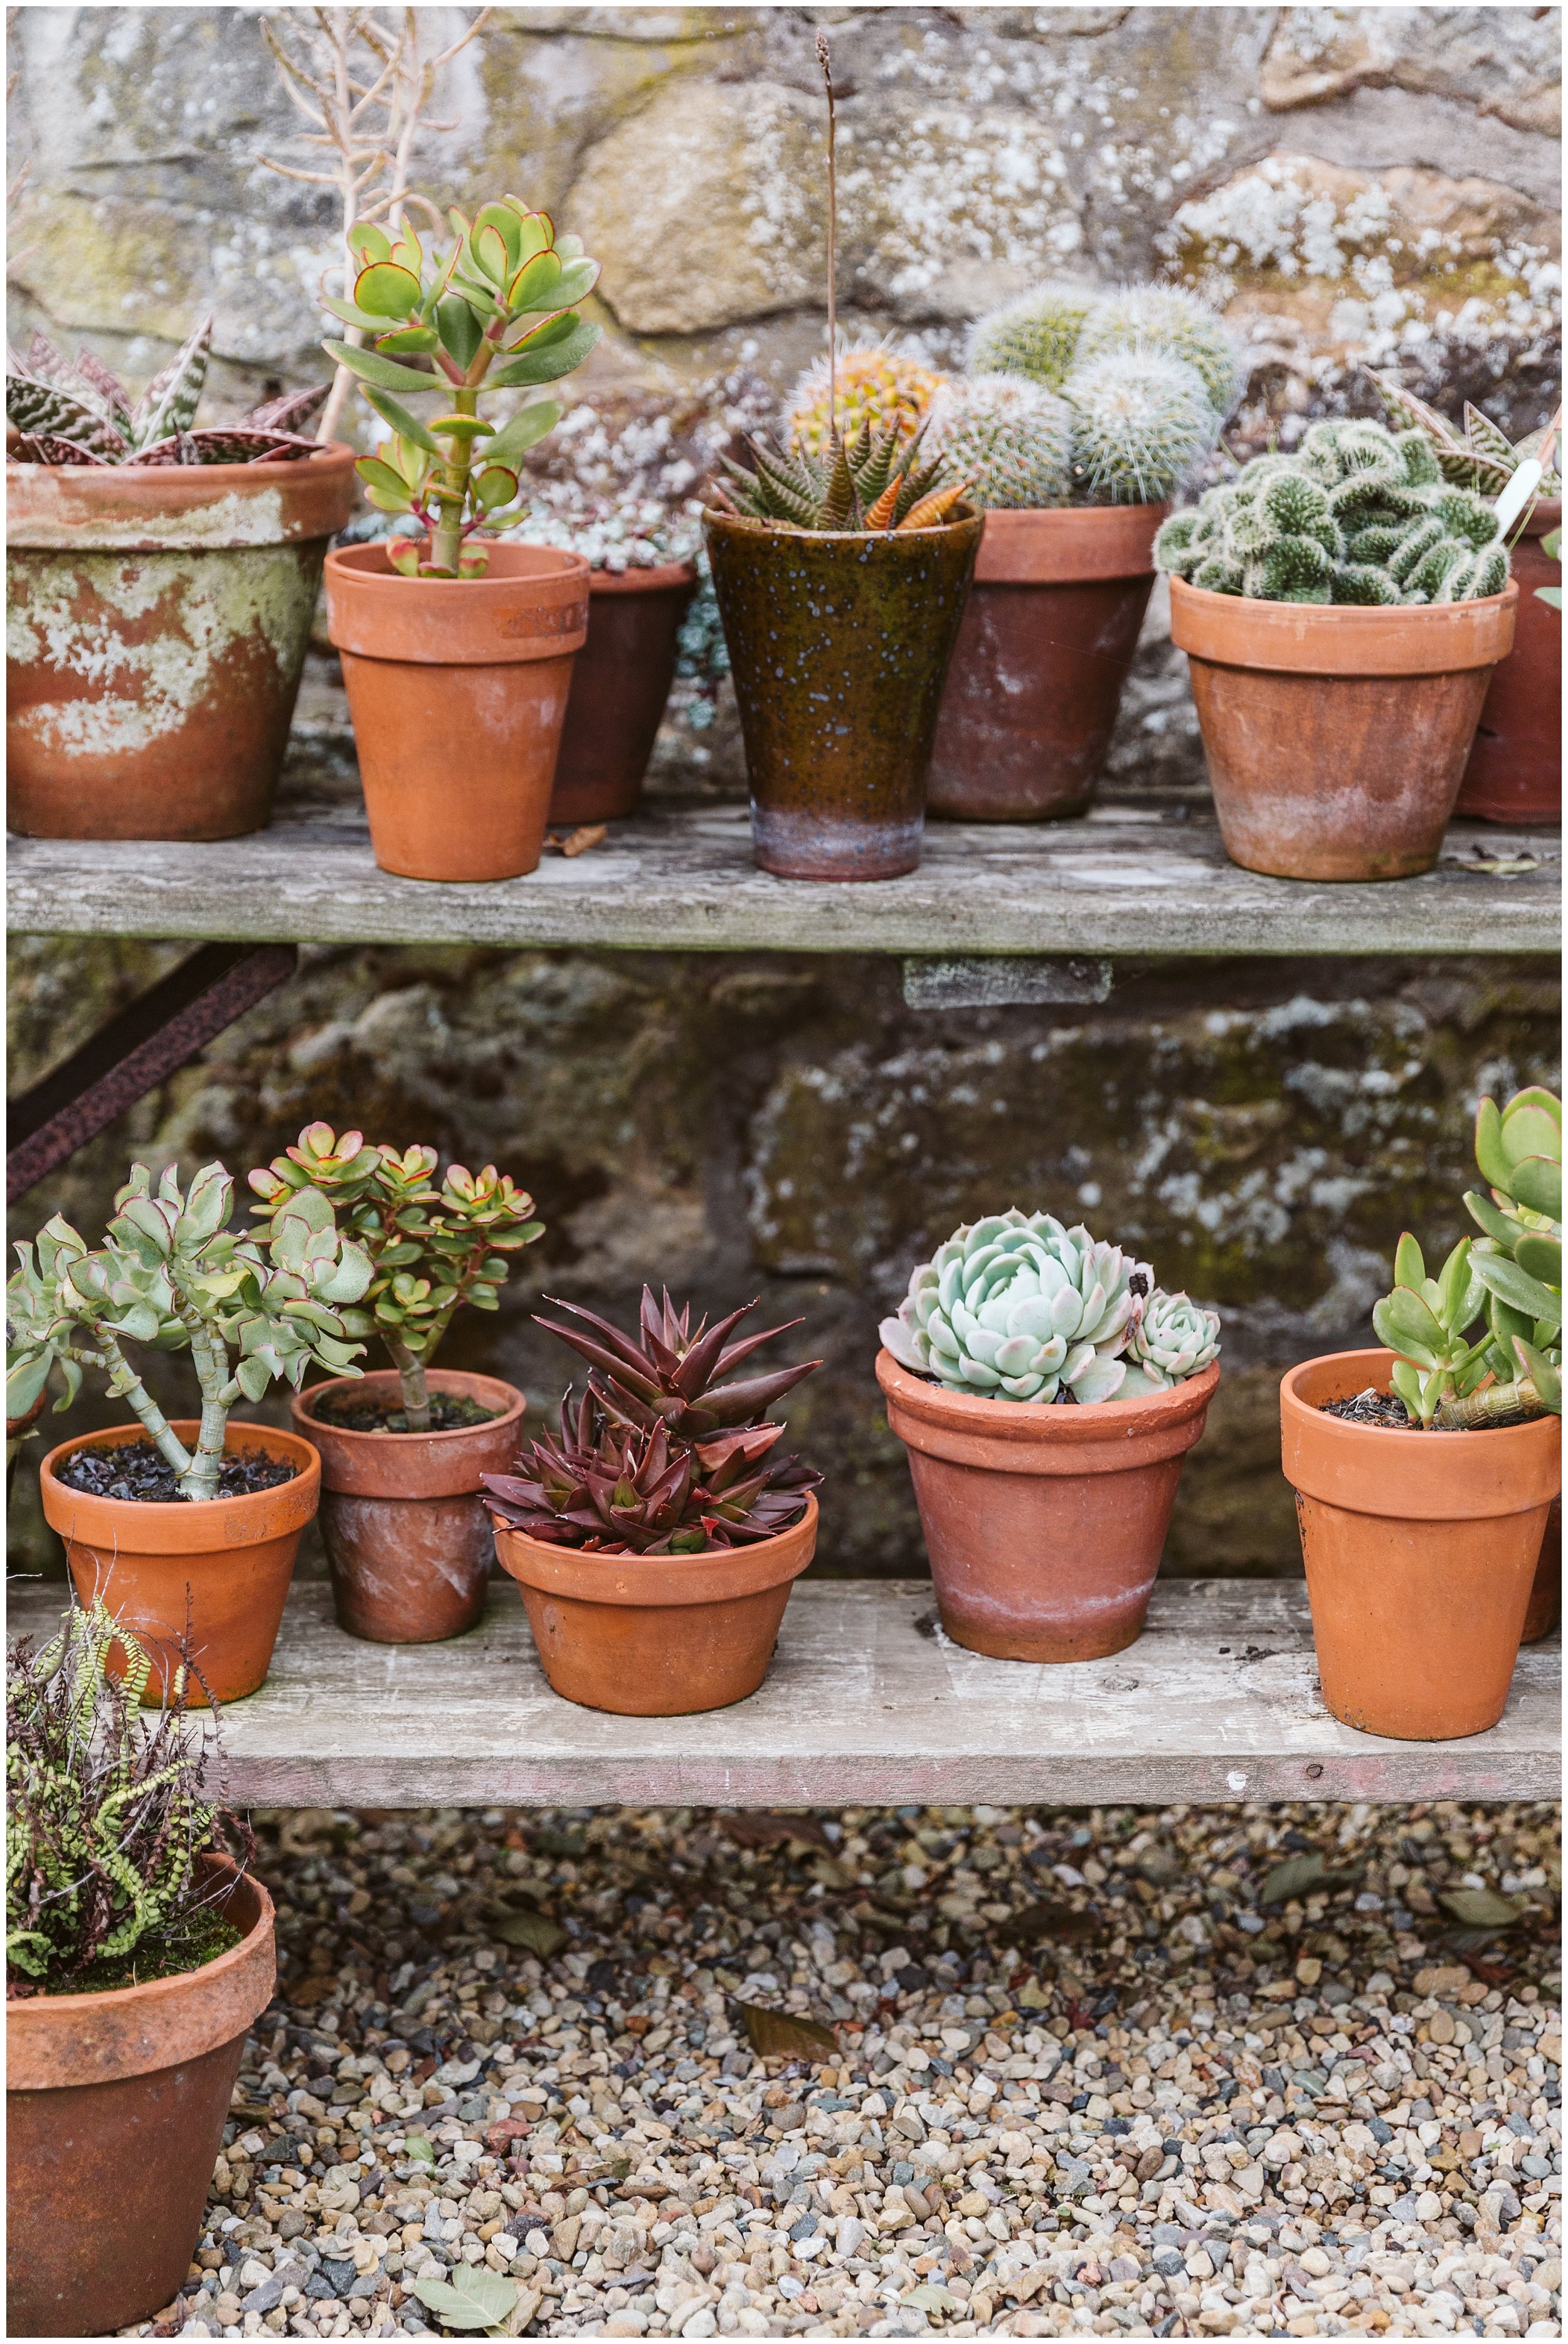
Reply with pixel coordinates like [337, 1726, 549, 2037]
[38, 1419, 320, 1704]
[7, 447, 357, 841]
[928, 503, 1166, 821]
[548, 561, 697, 824]
[293, 1367, 526, 1643]
[323, 541, 589, 880]
[492, 1493, 818, 1714]
[7, 1857, 275, 2338]
[1170, 577, 1518, 880]
[1279, 1349, 1560, 1740]
[704, 506, 982, 880]
[876, 1350, 1219, 1663]
[1454, 499, 1561, 824]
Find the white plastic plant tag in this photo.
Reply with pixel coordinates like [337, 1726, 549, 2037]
[1494, 459, 1544, 536]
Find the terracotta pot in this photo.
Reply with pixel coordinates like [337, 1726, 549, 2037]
[704, 506, 982, 880]
[7, 1856, 275, 2338]
[876, 1350, 1219, 1662]
[928, 504, 1166, 821]
[323, 541, 590, 880]
[1279, 1349, 1560, 1740]
[38, 1419, 320, 1705]
[293, 1368, 526, 1643]
[492, 1493, 818, 1714]
[1170, 576, 1518, 880]
[1520, 1493, 1560, 1644]
[8, 447, 357, 841]
[1454, 499, 1561, 824]
[548, 561, 697, 824]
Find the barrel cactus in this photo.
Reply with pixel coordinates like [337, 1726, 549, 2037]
[1074, 286, 1241, 421]
[1123, 1290, 1221, 1396]
[786, 344, 944, 459]
[1061, 350, 1219, 506]
[967, 285, 1099, 391]
[922, 374, 1074, 510]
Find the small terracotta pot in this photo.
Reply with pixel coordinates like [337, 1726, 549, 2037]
[704, 506, 982, 880]
[1520, 1493, 1560, 1645]
[1279, 1349, 1560, 1740]
[492, 1493, 818, 1714]
[6, 1856, 275, 2338]
[548, 561, 697, 824]
[323, 541, 590, 881]
[293, 1368, 526, 1644]
[1170, 577, 1518, 880]
[8, 447, 357, 842]
[876, 1350, 1219, 1663]
[928, 504, 1166, 822]
[38, 1419, 320, 1705]
[1454, 499, 1561, 824]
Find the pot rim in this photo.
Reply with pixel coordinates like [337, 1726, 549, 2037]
[1169, 573, 1518, 676]
[493, 1490, 818, 1607]
[8, 442, 360, 551]
[5, 442, 358, 489]
[295, 1367, 526, 1443]
[974, 501, 1169, 585]
[701, 503, 983, 545]
[1279, 1347, 1561, 1521]
[38, 1418, 321, 1537]
[1280, 1347, 1563, 1450]
[876, 1346, 1221, 1440]
[325, 539, 591, 590]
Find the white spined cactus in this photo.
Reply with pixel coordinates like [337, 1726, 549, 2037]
[1074, 286, 1241, 420]
[1121, 1288, 1221, 1398]
[879, 1210, 1153, 1403]
[1062, 349, 1219, 506]
[923, 374, 1074, 510]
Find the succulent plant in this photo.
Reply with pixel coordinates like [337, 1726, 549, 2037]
[1061, 350, 1219, 507]
[923, 374, 1074, 511]
[1372, 1233, 1496, 1429]
[532, 1288, 821, 1438]
[1123, 1290, 1222, 1396]
[322, 196, 601, 577]
[967, 284, 1099, 391]
[6, 318, 326, 465]
[248, 1123, 544, 1432]
[713, 418, 972, 534]
[7, 1163, 371, 1502]
[786, 343, 944, 460]
[1074, 286, 1241, 421]
[1366, 370, 1562, 501]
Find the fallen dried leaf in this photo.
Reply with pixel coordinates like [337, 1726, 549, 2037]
[488, 1907, 567, 1958]
[733, 2000, 839, 2060]
[1259, 1852, 1359, 1906]
[719, 1811, 834, 1852]
[998, 1900, 1100, 1948]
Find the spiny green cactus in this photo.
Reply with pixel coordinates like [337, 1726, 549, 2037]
[1062, 350, 1219, 506]
[786, 342, 944, 459]
[6, 319, 326, 465]
[1074, 285, 1241, 419]
[967, 284, 1099, 391]
[923, 373, 1074, 511]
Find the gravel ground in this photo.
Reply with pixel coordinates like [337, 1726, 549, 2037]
[135, 1800, 1561, 2341]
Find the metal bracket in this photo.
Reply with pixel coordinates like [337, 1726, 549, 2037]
[8, 943, 299, 1201]
[902, 956, 1114, 1010]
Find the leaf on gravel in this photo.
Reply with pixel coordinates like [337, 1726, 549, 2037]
[903, 2282, 962, 2313]
[999, 1900, 1099, 1948]
[572, 2151, 633, 2187]
[488, 1906, 567, 1957]
[403, 2137, 436, 2168]
[1438, 1887, 1524, 1929]
[734, 2000, 839, 2060]
[1258, 1853, 1359, 1906]
[719, 1811, 834, 1852]
[413, 2264, 519, 2331]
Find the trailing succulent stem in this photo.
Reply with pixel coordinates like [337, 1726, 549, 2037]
[6, 317, 326, 465]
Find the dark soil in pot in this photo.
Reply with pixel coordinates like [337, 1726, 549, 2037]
[311, 1391, 502, 1435]
[53, 1439, 298, 1503]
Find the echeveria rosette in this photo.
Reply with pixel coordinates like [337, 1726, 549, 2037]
[1121, 1288, 1221, 1399]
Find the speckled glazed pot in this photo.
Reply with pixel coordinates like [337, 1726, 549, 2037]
[548, 561, 697, 824]
[7, 1857, 275, 2338]
[704, 506, 983, 879]
[1454, 500, 1560, 824]
[7, 448, 357, 841]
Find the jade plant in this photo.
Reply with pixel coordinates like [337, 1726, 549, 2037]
[248, 1123, 544, 1432]
[6, 1163, 371, 1502]
[880, 1210, 1219, 1404]
[1374, 1087, 1562, 1429]
[6, 316, 326, 465]
[322, 197, 601, 576]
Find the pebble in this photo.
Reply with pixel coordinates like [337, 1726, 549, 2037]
[120, 1798, 1560, 2338]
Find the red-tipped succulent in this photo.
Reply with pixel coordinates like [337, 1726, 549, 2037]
[532, 1286, 822, 1436]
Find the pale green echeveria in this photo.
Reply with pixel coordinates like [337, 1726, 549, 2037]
[880, 1210, 1151, 1403]
[1122, 1288, 1221, 1397]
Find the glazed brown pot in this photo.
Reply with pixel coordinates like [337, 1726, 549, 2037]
[8, 447, 357, 841]
[704, 506, 983, 880]
[548, 561, 697, 824]
[1522, 1493, 1562, 1643]
[1170, 576, 1518, 880]
[38, 1419, 320, 1705]
[493, 1493, 818, 1714]
[876, 1350, 1219, 1663]
[293, 1368, 526, 1643]
[7, 1857, 275, 2338]
[323, 541, 590, 880]
[1454, 499, 1561, 824]
[928, 504, 1166, 821]
[1279, 1349, 1560, 1740]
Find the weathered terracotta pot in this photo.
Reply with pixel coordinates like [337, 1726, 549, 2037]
[493, 1493, 818, 1714]
[928, 503, 1166, 821]
[877, 1350, 1219, 1663]
[38, 1419, 320, 1704]
[1279, 1349, 1560, 1740]
[7, 1857, 275, 2338]
[548, 561, 696, 824]
[324, 541, 590, 880]
[7, 447, 357, 841]
[704, 506, 982, 879]
[1170, 577, 1518, 880]
[1522, 1493, 1562, 1644]
[293, 1368, 526, 1643]
[1454, 499, 1561, 824]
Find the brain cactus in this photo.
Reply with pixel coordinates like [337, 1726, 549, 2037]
[967, 285, 1099, 391]
[1124, 1290, 1221, 1394]
[1062, 349, 1219, 506]
[923, 373, 1074, 510]
[786, 343, 944, 459]
[6, 317, 326, 465]
[1074, 286, 1241, 420]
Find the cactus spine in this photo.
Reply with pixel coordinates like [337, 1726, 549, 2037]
[922, 374, 1074, 510]
[1061, 350, 1217, 507]
[786, 344, 943, 459]
[966, 285, 1099, 391]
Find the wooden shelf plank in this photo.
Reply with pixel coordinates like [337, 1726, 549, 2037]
[9, 1578, 1556, 1808]
[8, 808, 1559, 959]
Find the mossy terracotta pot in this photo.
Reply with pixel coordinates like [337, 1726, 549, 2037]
[7, 1856, 275, 2338]
[38, 1419, 319, 1705]
[1454, 499, 1561, 825]
[293, 1367, 526, 1645]
[704, 506, 982, 879]
[8, 447, 358, 842]
[928, 502, 1166, 821]
[1279, 1349, 1560, 1740]
[492, 1493, 817, 1714]
[548, 560, 696, 824]
[877, 1350, 1219, 1663]
[1170, 577, 1517, 880]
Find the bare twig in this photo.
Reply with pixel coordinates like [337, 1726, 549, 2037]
[815, 34, 837, 447]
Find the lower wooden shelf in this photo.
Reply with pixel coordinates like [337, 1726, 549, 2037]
[10, 1577, 1557, 1807]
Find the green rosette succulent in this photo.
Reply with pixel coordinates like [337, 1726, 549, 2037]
[1123, 1290, 1221, 1396]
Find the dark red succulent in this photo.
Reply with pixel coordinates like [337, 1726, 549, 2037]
[531, 1286, 822, 1436]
